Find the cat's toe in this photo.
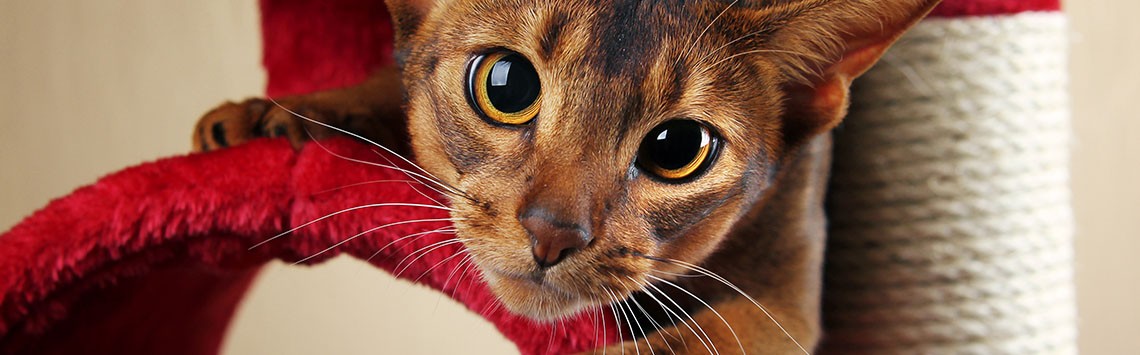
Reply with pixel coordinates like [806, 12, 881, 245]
[192, 98, 321, 152]
[192, 94, 374, 152]
[193, 99, 266, 152]
[258, 104, 322, 150]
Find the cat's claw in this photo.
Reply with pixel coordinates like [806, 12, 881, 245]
[192, 98, 326, 152]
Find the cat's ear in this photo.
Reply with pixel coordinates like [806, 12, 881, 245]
[384, 0, 439, 49]
[771, 0, 940, 144]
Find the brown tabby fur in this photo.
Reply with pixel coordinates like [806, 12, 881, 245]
[195, 0, 939, 353]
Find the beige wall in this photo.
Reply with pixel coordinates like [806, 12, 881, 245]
[0, 1, 1133, 354]
[0, 1, 513, 354]
[1067, 2, 1140, 354]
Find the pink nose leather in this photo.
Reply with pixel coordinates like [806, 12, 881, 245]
[520, 208, 592, 268]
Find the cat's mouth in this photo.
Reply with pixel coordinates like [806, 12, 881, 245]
[508, 268, 549, 285]
[485, 268, 569, 295]
[481, 267, 593, 320]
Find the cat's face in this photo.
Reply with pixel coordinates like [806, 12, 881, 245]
[389, 0, 937, 320]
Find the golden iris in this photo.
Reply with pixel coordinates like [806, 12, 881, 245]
[467, 52, 541, 125]
[637, 120, 717, 180]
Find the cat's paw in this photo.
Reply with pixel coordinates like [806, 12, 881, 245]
[192, 98, 332, 152]
[192, 68, 409, 154]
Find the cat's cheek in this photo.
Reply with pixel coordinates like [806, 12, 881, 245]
[407, 119, 458, 184]
[455, 218, 537, 274]
[653, 199, 747, 271]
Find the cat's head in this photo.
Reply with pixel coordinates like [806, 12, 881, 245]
[385, 0, 937, 321]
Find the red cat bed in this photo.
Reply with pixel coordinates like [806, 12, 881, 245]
[0, 138, 611, 355]
[0, 0, 1064, 354]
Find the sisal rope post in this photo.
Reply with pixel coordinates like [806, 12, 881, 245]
[820, 12, 1076, 354]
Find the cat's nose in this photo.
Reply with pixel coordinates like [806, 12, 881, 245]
[520, 208, 592, 268]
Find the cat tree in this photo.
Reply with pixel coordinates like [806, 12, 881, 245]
[0, 0, 1074, 354]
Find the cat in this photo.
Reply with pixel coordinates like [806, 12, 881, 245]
[194, 0, 940, 353]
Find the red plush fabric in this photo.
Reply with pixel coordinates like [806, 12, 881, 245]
[0, 139, 616, 354]
[929, 0, 1061, 17]
[261, 0, 396, 97]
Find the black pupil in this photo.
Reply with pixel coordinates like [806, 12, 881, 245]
[640, 120, 707, 171]
[485, 54, 540, 113]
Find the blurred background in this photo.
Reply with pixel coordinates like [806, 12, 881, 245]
[0, 1, 1134, 353]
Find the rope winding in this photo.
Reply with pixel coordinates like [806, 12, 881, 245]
[821, 13, 1076, 354]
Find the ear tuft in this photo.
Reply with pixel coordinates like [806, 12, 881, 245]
[385, 0, 437, 50]
[773, 0, 941, 144]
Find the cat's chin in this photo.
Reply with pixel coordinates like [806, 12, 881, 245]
[483, 270, 591, 321]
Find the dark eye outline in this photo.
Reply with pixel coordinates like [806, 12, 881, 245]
[465, 51, 542, 126]
[635, 120, 722, 182]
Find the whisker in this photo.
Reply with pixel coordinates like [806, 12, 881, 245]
[694, 28, 763, 66]
[433, 254, 475, 313]
[413, 248, 470, 284]
[546, 319, 558, 355]
[681, 0, 740, 61]
[404, 178, 447, 207]
[293, 218, 458, 264]
[881, 52, 942, 100]
[599, 301, 609, 355]
[588, 299, 604, 355]
[296, 123, 469, 203]
[703, 49, 826, 74]
[250, 203, 456, 250]
[603, 288, 627, 355]
[304, 131, 468, 200]
[649, 269, 705, 278]
[620, 278, 676, 355]
[634, 279, 700, 353]
[696, 33, 754, 66]
[393, 238, 468, 278]
[605, 287, 641, 355]
[399, 179, 448, 210]
[267, 97, 455, 193]
[478, 291, 501, 316]
[623, 294, 655, 355]
[624, 278, 682, 347]
[489, 302, 505, 317]
[441, 253, 475, 291]
[449, 258, 481, 299]
[354, 156, 460, 199]
[646, 275, 743, 354]
[366, 227, 457, 262]
[313, 179, 425, 195]
[640, 256, 810, 355]
[643, 281, 717, 355]
[370, 149, 451, 207]
[584, 298, 597, 353]
[298, 118, 475, 203]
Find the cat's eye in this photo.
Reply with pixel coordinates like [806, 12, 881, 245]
[636, 120, 719, 181]
[466, 52, 542, 125]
